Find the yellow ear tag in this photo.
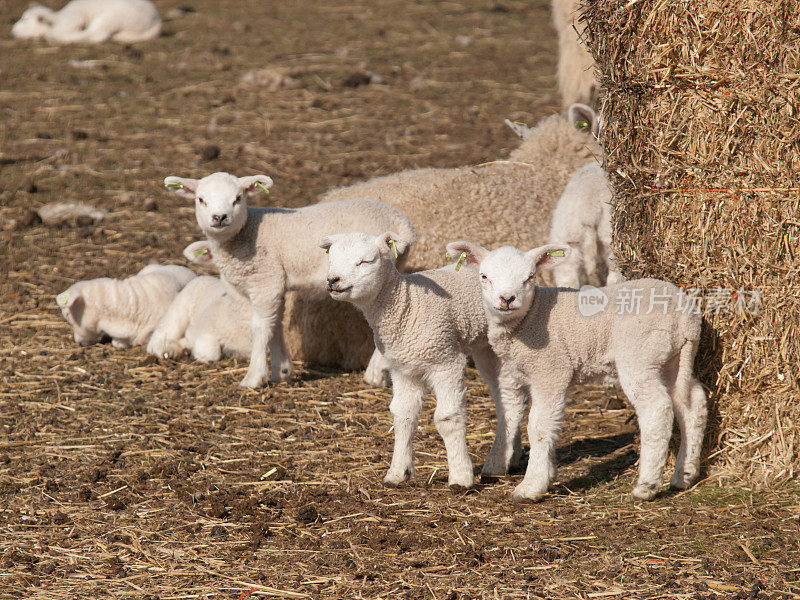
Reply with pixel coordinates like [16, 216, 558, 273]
[165, 182, 184, 189]
[445, 251, 452, 259]
[193, 248, 209, 258]
[514, 121, 527, 127]
[575, 120, 589, 128]
[454, 252, 467, 271]
[254, 182, 270, 194]
[389, 239, 398, 259]
[57, 292, 70, 307]
[547, 250, 565, 257]
[325, 247, 329, 254]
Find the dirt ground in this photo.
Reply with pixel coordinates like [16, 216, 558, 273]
[1, 0, 799, 598]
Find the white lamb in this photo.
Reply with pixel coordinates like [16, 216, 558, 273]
[320, 231, 528, 490]
[285, 104, 603, 377]
[549, 161, 622, 288]
[147, 242, 252, 363]
[551, 0, 597, 107]
[163, 172, 417, 388]
[56, 264, 195, 348]
[12, 0, 162, 44]
[447, 241, 708, 502]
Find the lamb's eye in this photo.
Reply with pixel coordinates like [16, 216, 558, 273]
[233, 195, 242, 205]
[358, 258, 376, 266]
[198, 197, 206, 206]
[524, 274, 535, 284]
[480, 274, 487, 280]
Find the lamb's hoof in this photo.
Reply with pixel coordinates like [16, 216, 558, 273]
[239, 373, 266, 389]
[449, 483, 473, 495]
[383, 468, 414, 487]
[270, 365, 294, 383]
[669, 471, 697, 491]
[447, 472, 474, 491]
[480, 458, 508, 479]
[511, 483, 548, 504]
[631, 482, 660, 501]
[480, 474, 500, 485]
[363, 368, 391, 388]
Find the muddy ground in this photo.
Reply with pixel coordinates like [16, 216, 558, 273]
[1, 0, 799, 598]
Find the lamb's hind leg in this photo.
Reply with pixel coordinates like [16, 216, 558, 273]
[384, 370, 424, 486]
[268, 298, 294, 383]
[617, 367, 674, 500]
[472, 348, 525, 478]
[429, 360, 474, 490]
[513, 383, 567, 503]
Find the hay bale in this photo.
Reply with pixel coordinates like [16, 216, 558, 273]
[584, 0, 800, 483]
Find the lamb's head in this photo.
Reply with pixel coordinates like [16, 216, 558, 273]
[446, 241, 570, 323]
[56, 284, 102, 346]
[164, 172, 273, 240]
[319, 231, 408, 305]
[11, 5, 55, 39]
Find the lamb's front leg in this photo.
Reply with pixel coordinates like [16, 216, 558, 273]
[429, 361, 474, 491]
[513, 383, 568, 503]
[384, 370, 424, 486]
[267, 298, 294, 382]
[473, 349, 526, 478]
[364, 348, 392, 387]
[240, 290, 283, 389]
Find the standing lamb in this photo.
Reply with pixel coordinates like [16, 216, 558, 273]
[56, 264, 195, 348]
[551, 0, 597, 107]
[12, 0, 162, 44]
[320, 231, 528, 490]
[447, 241, 707, 502]
[548, 161, 622, 288]
[286, 104, 603, 379]
[147, 242, 252, 363]
[163, 172, 416, 388]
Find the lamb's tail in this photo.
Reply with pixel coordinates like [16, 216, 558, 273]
[674, 311, 702, 404]
[113, 21, 162, 43]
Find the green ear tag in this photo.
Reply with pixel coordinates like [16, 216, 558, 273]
[514, 121, 527, 127]
[445, 251, 452, 259]
[57, 292, 70, 307]
[575, 120, 589, 128]
[547, 250, 565, 257]
[254, 182, 270, 194]
[193, 248, 209, 258]
[389, 240, 398, 259]
[165, 182, 184, 189]
[454, 252, 467, 271]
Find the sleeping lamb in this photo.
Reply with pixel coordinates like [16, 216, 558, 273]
[163, 172, 417, 388]
[56, 264, 195, 348]
[12, 0, 162, 44]
[447, 241, 708, 502]
[147, 242, 252, 363]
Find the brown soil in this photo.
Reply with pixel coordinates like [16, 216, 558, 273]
[1, 0, 798, 598]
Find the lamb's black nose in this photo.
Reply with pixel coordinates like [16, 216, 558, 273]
[500, 295, 516, 307]
[211, 213, 227, 225]
[327, 276, 340, 289]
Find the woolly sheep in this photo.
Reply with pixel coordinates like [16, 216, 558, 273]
[285, 105, 603, 378]
[448, 241, 708, 502]
[12, 0, 162, 44]
[163, 172, 417, 388]
[147, 242, 252, 363]
[56, 264, 195, 348]
[320, 231, 528, 490]
[549, 161, 622, 288]
[551, 0, 597, 107]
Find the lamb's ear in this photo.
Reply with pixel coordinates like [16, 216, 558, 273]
[527, 244, 571, 271]
[504, 118, 531, 139]
[164, 176, 199, 199]
[318, 235, 337, 253]
[445, 241, 488, 268]
[238, 175, 273, 197]
[376, 231, 407, 259]
[56, 288, 79, 310]
[568, 103, 599, 136]
[183, 241, 214, 266]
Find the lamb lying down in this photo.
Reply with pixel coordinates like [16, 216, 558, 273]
[147, 242, 252, 363]
[448, 241, 708, 502]
[12, 0, 162, 44]
[56, 264, 195, 348]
